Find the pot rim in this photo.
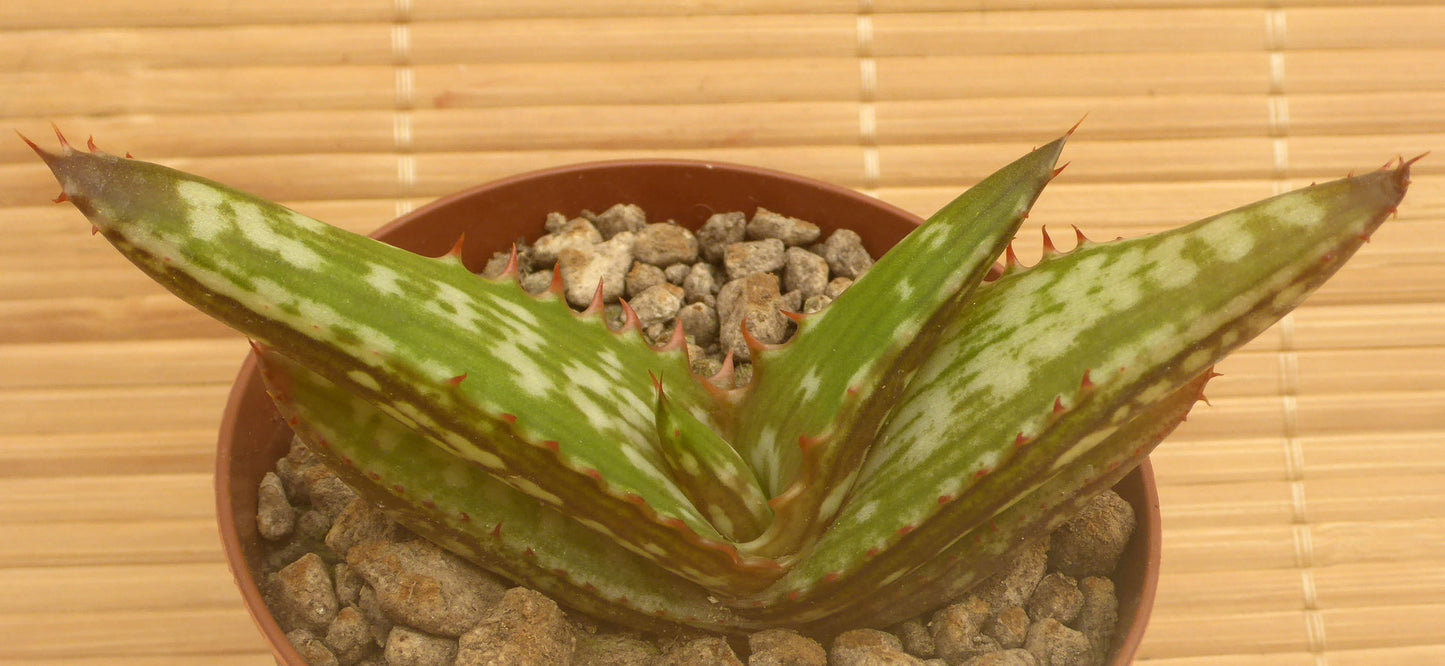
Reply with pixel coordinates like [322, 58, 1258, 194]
[215, 157, 1161, 664]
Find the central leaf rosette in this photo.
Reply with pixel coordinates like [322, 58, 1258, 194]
[31, 128, 1412, 632]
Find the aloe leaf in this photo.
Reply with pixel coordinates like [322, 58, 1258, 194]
[734, 136, 1067, 558]
[27, 139, 782, 590]
[779, 369, 1211, 632]
[254, 347, 761, 631]
[757, 163, 1411, 606]
[653, 374, 773, 541]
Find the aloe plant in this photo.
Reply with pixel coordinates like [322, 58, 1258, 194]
[26, 128, 1413, 634]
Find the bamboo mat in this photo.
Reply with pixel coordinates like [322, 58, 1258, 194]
[2, 2, 1443, 664]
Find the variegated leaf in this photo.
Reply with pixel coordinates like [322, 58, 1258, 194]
[760, 162, 1411, 605]
[28, 138, 782, 591]
[734, 136, 1068, 558]
[255, 347, 761, 631]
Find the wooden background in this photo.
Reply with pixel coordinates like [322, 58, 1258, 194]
[2, 2, 1442, 663]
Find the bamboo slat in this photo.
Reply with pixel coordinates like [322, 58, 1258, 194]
[0, 340, 243, 389]
[0, 430, 220, 478]
[0, 385, 233, 435]
[7, 657, 274, 666]
[0, 519, 225, 568]
[0, 474, 215, 524]
[0, 608, 269, 659]
[0, 562, 247, 613]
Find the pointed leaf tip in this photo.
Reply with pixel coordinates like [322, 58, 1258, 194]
[1067, 115, 1087, 137]
[15, 130, 43, 155]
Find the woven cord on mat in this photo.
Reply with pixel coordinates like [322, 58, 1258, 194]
[1, 3, 1442, 663]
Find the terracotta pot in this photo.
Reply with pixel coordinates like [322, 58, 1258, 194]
[216, 159, 1161, 664]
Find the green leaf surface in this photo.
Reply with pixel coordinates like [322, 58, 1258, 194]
[734, 136, 1067, 558]
[32, 143, 782, 591]
[256, 348, 758, 632]
[768, 164, 1410, 604]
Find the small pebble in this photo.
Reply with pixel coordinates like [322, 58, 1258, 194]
[1024, 618, 1090, 666]
[733, 362, 754, 388]
[895, 618, 937, 658]
[455, 588, 576, 666]
[830, 629, 925, 666]
[664, 262, 691, 284]
[783, 246, 830, 298]
[558, 232, 635, 308]
[655, 636, 743, 666]
[300, 466, 359, 521]
[1074, 577, 1119, 665]
[256, 471, 296, 541]
[287, 628, 341, 666]
[520, 270, 553, 294]
[572, 632, 660, 665]
[973, 537, 1050, 610]
[697, 211, 747, 262]
[295, 508, 334, 551]
[325, 497, 401, 559]
[747, 628, 827, 666]
[269, 552, 339, 633]
[629, 283, 685, 330]
[684, 262, 726, 303]
[679, 301, 721, 346]
[985, 606, 1031, 650]
[263, 536, 310, 575]
[724, 238, 787, 281]
[347, 540, 508, 637]
[824, 276, 853, 299]
[384, 626, 459, 666]
[634, 222, 700, 266]
[780, 289, 804, 315]
[691, 355, 723, 380]
[543, 211, 568, 233]
[275, 440, 319, 500]
[533, 218, 604, 267]
[802, 294, 832, 314]
[717, 273, 788, 361]
[1048, 491, 1135, 578]
[333, 562, 364, 607]
[930, 597, 994, 664]
[1027, 573, 1083, 625]
[963, 649, 1040, 666]
[481, 251, 512, 279]
[821, 229, 874, 279]
[356, 585, 393, 646]
[325, 605, 376, 665]
[625, 262, 667, 298]
[747, 207, 822, 246]
[594, 203, 647, 239]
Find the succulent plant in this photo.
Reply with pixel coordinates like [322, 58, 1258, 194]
[26, 128, 1414, 634]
